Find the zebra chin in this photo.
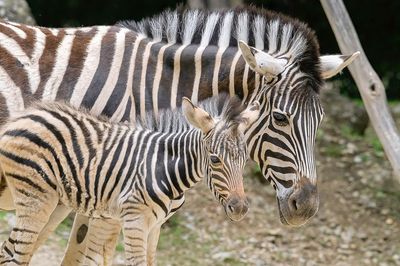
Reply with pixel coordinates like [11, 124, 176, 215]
[276, 177, 319, 227]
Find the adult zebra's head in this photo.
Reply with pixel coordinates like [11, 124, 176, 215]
[239, 41, 359, 226]
[182, 96, 260, 221]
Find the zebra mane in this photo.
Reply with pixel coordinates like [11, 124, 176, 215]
[138, 94, 244, 134]
[118, 6, 315, 53]
[117, 6, 322, 92]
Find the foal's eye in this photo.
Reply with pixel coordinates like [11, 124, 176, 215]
[210, 155, 222, 165]
[273, 111, 289, 126]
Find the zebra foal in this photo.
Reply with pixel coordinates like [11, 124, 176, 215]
[0, 94, 259, 265]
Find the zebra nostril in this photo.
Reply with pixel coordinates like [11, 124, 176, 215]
[293, 199, 298, 211]
[228, 204, 235, 213]
[289, 198, 298, 211]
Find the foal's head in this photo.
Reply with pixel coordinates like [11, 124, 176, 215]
[183, 96, 260, 221]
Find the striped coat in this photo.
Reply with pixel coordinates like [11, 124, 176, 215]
[0, 95, 259, 265]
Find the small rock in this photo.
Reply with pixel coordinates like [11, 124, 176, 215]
[266, 228, 282, 237]
[212, 252, 233, 261]
[353, 155, 363, 163]
[380, 209, 390, 215]
[343, 143, 357, 154]
[385, 218, 394, 225]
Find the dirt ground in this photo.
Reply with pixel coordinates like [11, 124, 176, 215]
[1, 85, 399, 265]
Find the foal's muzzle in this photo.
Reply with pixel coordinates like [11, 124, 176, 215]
[225, 194, 249, 221]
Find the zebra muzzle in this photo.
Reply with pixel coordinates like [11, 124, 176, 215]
[277, 178, 319, 227]
[225, 195, 249, 221]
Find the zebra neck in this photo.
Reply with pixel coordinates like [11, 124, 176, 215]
[134, 39, 259, 119]
[157, 129, 207, 198]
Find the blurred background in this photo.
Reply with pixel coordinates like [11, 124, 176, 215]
[0, 0, 399, 265]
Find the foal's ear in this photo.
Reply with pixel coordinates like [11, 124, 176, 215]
[237, 101, 260, 132]
[182, 97, 215, 134]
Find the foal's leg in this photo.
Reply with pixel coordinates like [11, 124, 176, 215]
[33, 204, 71, 253]
[62, 215, 121, 266]
[79, 218, 121, 266]
[61, 214, 90, 266]
[146, 224, 161, 266]
[0, 186, 58, 265]
[123, 216, 148, 266]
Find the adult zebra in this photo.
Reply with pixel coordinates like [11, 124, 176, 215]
[0, 6, 358, 265]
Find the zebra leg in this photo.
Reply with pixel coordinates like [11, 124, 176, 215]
[146, 224, 161, 266]
[32, 204, 71, 253]
[122, 216, 148, 266]
[62, 216, 121, 266]
[81, 218, 121, 266]
[61, 214, 90, 265]
[0, 194, 58, 265]
[0, 186, 14, 210]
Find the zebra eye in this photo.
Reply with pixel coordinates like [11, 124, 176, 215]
[273, 112, 289, 126]
[210, 155, 222, 165]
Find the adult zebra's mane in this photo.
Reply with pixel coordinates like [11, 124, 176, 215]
[117, 6, 322, 92]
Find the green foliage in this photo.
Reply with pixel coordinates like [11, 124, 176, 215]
[55, 216, 73, 234]
[340, 125, 363, 141]
[323, 144, 342, 158]
[158, 215, 190, 249]
[0, 211, 6, 220]
[116, 242, 124, 252]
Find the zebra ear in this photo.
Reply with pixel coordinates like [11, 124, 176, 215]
[182, 97, 215, 134]
[237, 101, 260, 132]
[238, 40, 286, 76]
[319, 51, 360, 79]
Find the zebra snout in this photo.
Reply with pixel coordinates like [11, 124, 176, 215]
[225, 195, 249, 221]
[284, 180, 319, 226]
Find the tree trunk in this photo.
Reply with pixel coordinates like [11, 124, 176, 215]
[321, 0, 400, 181]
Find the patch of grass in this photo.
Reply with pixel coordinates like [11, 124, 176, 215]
[363, 128, 384, 157]
[157, 214, 221, 265]
[388, 99, 400, 106]
[219, 257, 245, 266]
[116, 242, 124, 252]
[252, 165, 262, 176]
[323, 144, 342, 157]
[352, 98, 365, 107]
[370, 137, 384, 156]
[0, 211, 6, 220]
[58, 237, 68, 247]
[55, 216, 73, 234]
[316, 128, 325, 140]
[340, 125, 363, 141]
[366, 183, 400, 220]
